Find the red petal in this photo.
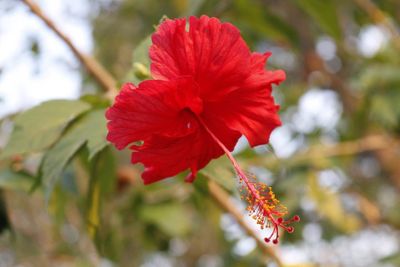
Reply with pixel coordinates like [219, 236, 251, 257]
[106, 78, 203, 150]
[109, 16, 286, 183]
[204, 52, 285, 147]
[246, 52, 286, 87]
[150, 16, 251, 97]
[131, 118, 240, 184]
[150, 16, 285, 147]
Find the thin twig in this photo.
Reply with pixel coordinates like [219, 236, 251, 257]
[248, 134, 398, 168]
[303, 134, 395, 158]
[20, 0, 284, 264]
[21, 0, 118, 98]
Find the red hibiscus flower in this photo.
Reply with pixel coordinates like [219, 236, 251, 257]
[106, 15, 298, 243]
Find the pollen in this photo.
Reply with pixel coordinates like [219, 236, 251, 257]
[238, 172, 299, 244]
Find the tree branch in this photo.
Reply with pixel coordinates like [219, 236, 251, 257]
[247, 134, 398, 169]
[22, 0, 118, 99]
[301, 134, 395, 159]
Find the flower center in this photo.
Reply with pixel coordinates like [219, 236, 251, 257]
[187, 97, 203, 115]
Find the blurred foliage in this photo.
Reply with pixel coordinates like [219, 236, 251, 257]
[1, 100, 90, 158]
[1, 0, 400, 266]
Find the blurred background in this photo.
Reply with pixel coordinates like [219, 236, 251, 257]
[1, 0, 400, 266]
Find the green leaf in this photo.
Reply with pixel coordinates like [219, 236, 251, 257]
[359, 65, 400, 92]
[80, 94, 110, 109]
[181, 0, 206, 16]
[0, 169, 34, 191]
[139, 203, 191, 236]
[125, 17, 174, 84]
[295, 0, 342, 40]
[132, 36, 152, 70]
[201, 157, 237, 193]
[96, 148, 117, 195]
[357, 64, 400, 128]
[370, 95, 398, 128]
[87, 170, 101, 241]
[233, 0, 299, 46]
[193, 172, 210, 195]
[125, 36, 152, 84]
[380, 253, 400, 265]
[307, 173, 360, 233]
[41, 110, 108, 197]
[86, 148, 116, 243]
[2, 100, 90, 158]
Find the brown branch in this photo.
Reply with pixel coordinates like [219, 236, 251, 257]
[375, 146, 400, 191]
[247, 134, 398, 169]
[305, 134, 395, 158]
[248, 133, 400, 192]
[207, 179, 283, 266]
[20, 0, 284, 264]
[21, 0, 118, 99]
